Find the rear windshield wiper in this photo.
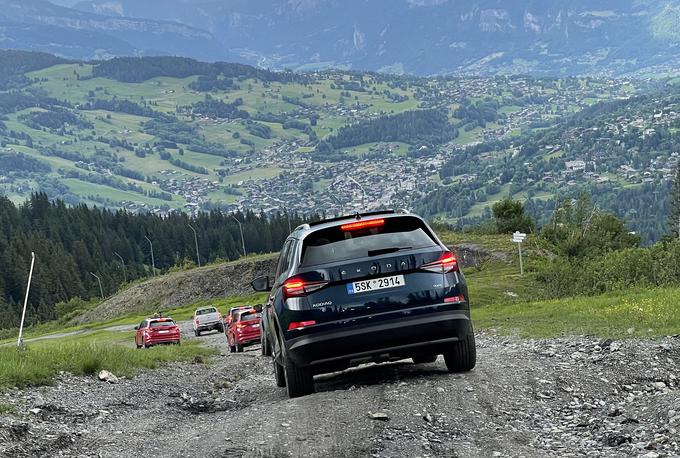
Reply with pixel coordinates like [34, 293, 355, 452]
[367, 246, 412, 257]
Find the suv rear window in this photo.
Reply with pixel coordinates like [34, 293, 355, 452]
[301, 216, 437, 266]
[196, 308, 216, 315]
[150, 320, 175, 327]
[238, 311, 260, 321]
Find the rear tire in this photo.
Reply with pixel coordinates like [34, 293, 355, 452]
[194, 330, 199, 337]
[284, 359, 314, 398]
[444, 331, 476, 373]
[412, 354, 438, 364]
[217, 324, 225, 334]
[236, 343, 243, 353]
[273, 358, 286, 387]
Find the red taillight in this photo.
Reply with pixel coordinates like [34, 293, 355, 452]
[288, 320, 316, 331]
[444, 295, 465, 303]
[340, 218, 385, 231]
[282, 277, 328, 299]
[236, 322, 247, 329]
[194, 319, 199, 325]
[421, 251, 459, 273]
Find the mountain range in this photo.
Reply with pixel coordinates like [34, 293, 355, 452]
[2, 0, 680, 75]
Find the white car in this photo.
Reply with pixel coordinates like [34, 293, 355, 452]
[193, 306, 224, 336]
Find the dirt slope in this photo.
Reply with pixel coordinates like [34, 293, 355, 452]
[71, 255, 277, 325]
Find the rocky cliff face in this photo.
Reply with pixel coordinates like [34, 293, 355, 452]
[0, 0, 226, 60]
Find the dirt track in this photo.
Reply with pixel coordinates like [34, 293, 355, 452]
[1, 323, 679, 457]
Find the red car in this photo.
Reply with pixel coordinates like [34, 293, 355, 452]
[225, 306, 251, 327]
[226, 308, 261, 353]
[135, 317, 181, 348]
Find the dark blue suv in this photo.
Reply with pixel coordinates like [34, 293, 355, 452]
[251, 210, 475, 398]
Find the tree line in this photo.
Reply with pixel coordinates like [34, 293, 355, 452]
[325, 109, 458, 150]
[91, 56, 307, 84]
[0, 193, 305, 329]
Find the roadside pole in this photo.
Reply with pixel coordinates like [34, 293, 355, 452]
[90, 272, 104, 300]
[17, 252, 36, 349]
[512, 231, 527, 276]
[230, 214, 246, 257]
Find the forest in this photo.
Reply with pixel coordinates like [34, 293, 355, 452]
[0, 193, 305, 329]
[327, 109, 458, 149]
[91, 56, 306, 84]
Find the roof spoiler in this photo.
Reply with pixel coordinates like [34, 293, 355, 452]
[306, 209, 410, 228]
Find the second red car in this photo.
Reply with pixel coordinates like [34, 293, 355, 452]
[226, 307, 261, 353]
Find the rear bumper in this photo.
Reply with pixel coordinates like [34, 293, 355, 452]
[196, 321, 221, 331]
[146, 335, 180, 345]
[235, 330, 261, 345]
[284, 309, 471, 369]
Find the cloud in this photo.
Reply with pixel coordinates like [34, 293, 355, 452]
[406, 0, 449, 7]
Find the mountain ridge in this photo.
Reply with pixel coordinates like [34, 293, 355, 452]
[58, 0, 680, 76]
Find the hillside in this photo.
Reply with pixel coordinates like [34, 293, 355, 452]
[4, 51, 672, 237]
[417, 88, 680, 241]
[71, 254, 277, 324]
[6, 0, 680, 76]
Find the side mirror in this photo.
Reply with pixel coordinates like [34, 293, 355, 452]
[134, 326, 139, 330]
[251, 276, 271, 292]
[254, 304, 263, 313]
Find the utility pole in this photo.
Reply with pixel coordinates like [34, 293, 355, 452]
[90, 272, 104, 300]
[113, 251, 126, 283]
[144, 235, 156, 276]
[188, 223, 201, 267]
[347, 174, 366, 210]
[230, 214, 246, 257]
[17, 252, 36, 349]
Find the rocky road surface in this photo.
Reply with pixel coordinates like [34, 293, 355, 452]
[1, 323, 679, 458]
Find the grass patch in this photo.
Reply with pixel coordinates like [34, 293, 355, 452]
[465, 262, 544, 307]
[0, 331, 213, 388]
[0, 403, 15, 415]
[473, 286, 680, 338]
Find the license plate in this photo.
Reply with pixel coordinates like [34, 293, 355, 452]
[158, 330, 169, 334]
[347, 275, 405, 294]
[252, 324, 260, 328]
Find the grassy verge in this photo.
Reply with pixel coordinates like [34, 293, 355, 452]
[473, 286, 680, 338]
[0, 293, 268, 345]
[0, 330, 214, 389]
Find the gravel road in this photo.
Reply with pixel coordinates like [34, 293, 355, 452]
[1, 322, 679, 458]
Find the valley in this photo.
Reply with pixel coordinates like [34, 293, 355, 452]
[4, 52, 677, 241]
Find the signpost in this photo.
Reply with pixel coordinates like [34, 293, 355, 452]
[512, 231, 527, 275]
[17, 252, 36, 349]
